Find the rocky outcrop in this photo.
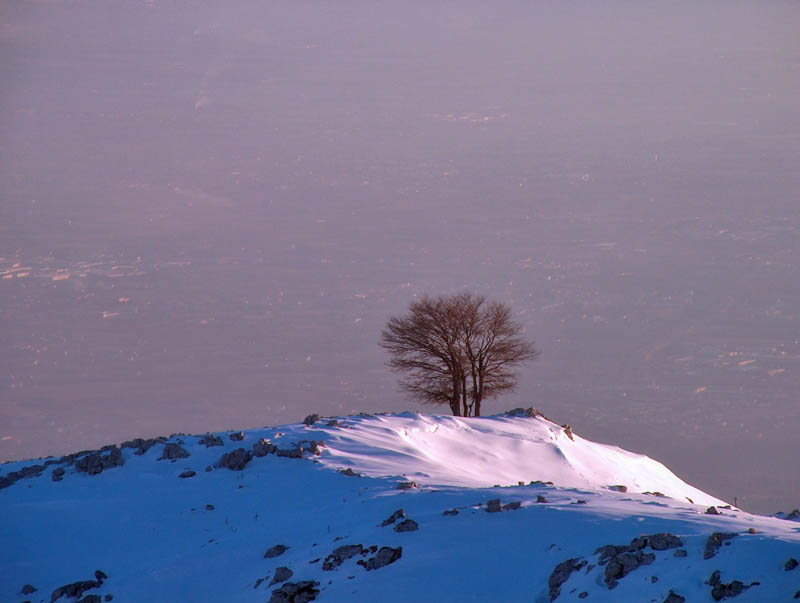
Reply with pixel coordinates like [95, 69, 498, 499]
[215, 448, 253, 471]
[253, 439, 276, 457]
[704, 532, 737, 560]
[51, 570, 107, 602]
[229, 432, 244, 441]
[269, 567, 293, 586]
[707, 569, 759, 600]
[158, 443, 190, 461]
[74, 447, 124, 476]
[394, 519, 419, 532]
[380, 509, 406, 527]
[548, 558, 587, 601]
[358, 546, 402, 571]
[323, 544, 364, 570]
[397, 481, 418, 490]
[786, 558, 799, 571]
[121, 437, 165, 455]
[199, 434, 223, 447]
[264, 544, 289, 559]
[269, 581, 320, 603]
[303, 414, 320, 426]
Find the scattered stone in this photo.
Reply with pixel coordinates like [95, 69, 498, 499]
[205, 504, 214, 511]
[303, 414, 320, 426]
[215, 448, 253, 471]
[52, 467, 65, 482]
[548, 558, 587, 601]
[394, 519, 419, 532]
[647, 533, 683, 550]
[561, 424, 574, 441]
[505, 407, 541, 418]
[77, 595, 101, 603]
[537, 495, 548, 503]
[20, 584, 37, 594]
[706, 506, 721, 515]
[104, 596, 113, 602]
[254, 578, 266, 589]
[264, 544, 289, 559]
[358, 546, 402, 571]
[178, 470, 196, 478]
[276, 447, 303, 459]
[269, 580, 320, 603]
[578, 593, 587, 599]
[608, 485, 627, 493]
[50, 570, 106, 602]
[604, 551, 655, 587]
[74, 447, 124, 476]
[229, 432, 244, 441]
[121, 437, 165, 455]
[644, 491, 667, 497]
[269, 567, 294, 586]
[158, 443, 190, 461]
[575, 500, 588, 505]
[397, 481, 418, 490]
[380, 509, 406, 527]
[503, 501, 522, 511]
[786, 557, 799, 571]
[326, 420, 340, 427]
[205, 466, 212, 472]
[339, 468, 361, 477]
[651, 576, 659, 583]
[323, 544, 364, 570]
[199, 434, 223, 447]
[707, 570, 758, 601]
[486, 499, 502, 513]
[443, 509, 459, 516]
[253, 439, 276, 457]
[794, 590, 800, 599]
[663, 591, 686, 603]
[674, 549, 687, 558]
[704, 532, 737, 560]
[747, 528, 757, 534]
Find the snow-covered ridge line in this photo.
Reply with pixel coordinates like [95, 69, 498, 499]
[2, 409, 725, 507]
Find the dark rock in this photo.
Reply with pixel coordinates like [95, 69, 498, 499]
[52, 467, 65, 482]
[215, 448, 253, 471]
[794, 590, 800, 599]
[674, 549, 687, 558]
[104, 596, 113, 602]
[537, 495, 547, 503]
[578, 593, 587, 599]
[269, 580, 320, 603]
[74, 447, 123, 476]
[21, 584, 37, 594]
[179, 470, 196, 478]
[380, 509, 406, 527]
[253, 439, 276, 457]
[706, 506, 721, 515]
[122, 437, 165, 455]
[708, 570, 722, 587]
[158, 443, 190, 460]
[443, 509, 459, 516]
[397, 481, 418, 490]
[747, 528, 757, 534]
[205, 466, 212, 472]
[50, 578, 102, 602]
[595, 545, 628, 565]
[628, 537, 647, 551]
[503, 501, 522, 511]
[323, 544, 364, 570]
[647, 533, 683, 550]
[486, 499, 502, 513]
[326, 420, 340, 427]
[303, 414, 320, 425]
[710, 579, 751, 601]
[651, 576, 658, 583]
[276, 447, 302, 459]
[575, 499, 587, 504]
[229, 431, 244, 441]
[264, 544, 289, 559]
[269, 566, 294, 586]
[205, 504, 214, 511]
[786, 557, 799, 571]
[704, 532, 737, 559]
[339, 468, 361, 477]
[548, 558, 587, 601]
[77, 595, 101, 603]
[94, 571, 106, 582]
[394, 519, 419, 532]
[644, 491, 667, 497]
[604, 551, 655, 587]
[199, 434, 223, 447]
[663, 591, 686, 603]
[505, 407, 540, 418]
[561, 424, 574, 441]
[608, 485, 627, 493]
[358, 546, 402, 571]
[254, 577, 266, 589]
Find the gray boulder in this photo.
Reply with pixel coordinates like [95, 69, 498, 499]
[159, 443, 190, 461]
[264, 544, 289, 559]
[647, 533, 683, 550]
[303, 414, 320, 426]
[358, 546, 402, 571]
[215, 448, 253, 471]
[394, 519, 419, 532]
[253, 439, 276, 457]
[786, 558, 798, 571]
[704, 532, 737, 559]
[229, 432, 245, 441]
[380, 509, 406, 527]
[269, 581, 320, 603]
[322, 544, 364, 570]
[486, 499, 502, 513]
[199, 434, 223, 447]
[268, 567, 293, 586]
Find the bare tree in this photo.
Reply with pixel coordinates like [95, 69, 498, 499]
[380, 293, 539, 417]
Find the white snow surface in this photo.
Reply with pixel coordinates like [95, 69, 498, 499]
[2, 411, 799, 603]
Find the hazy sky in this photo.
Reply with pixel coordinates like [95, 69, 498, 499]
[1, 0, 799, 514]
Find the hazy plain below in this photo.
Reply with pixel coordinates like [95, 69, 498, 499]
[1, 0, 799, 514]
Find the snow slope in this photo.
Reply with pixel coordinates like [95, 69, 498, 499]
[1, 411, 798, 603]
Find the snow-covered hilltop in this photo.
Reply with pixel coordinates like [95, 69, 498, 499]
[1, 411, 798, 602]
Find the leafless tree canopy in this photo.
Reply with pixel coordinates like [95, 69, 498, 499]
[380, 293, 539, 417]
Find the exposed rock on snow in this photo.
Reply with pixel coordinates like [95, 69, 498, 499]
[380, 509, 405, 527]
[704, 532, 737, 559]
[228, 432, 244, 441]
[663, 590, 686, 602]
[50, 570, 106, 602]
[158, 443, 189, 461]
[198, 434, 223, 447]
[74, 447, 124, 476]
[303, 414, 320, 426]
[548, 558, 587, 601]
[394, 519, 418, 532]
[785, 557, 798, 571]
[253, 439, 276, 457]
[51, 467, 65, 482]
[707, 569, 759, 600]
[178, 470, 196, 478]
[268, 566, 293, 586]
[215, 448, 252, 471]
[323, 544, 364, 570]
[20, 583, 37, 594]
[358, 546, 402, 571]
[269, 580, 320, 603]
[264, 544, 289, 559]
